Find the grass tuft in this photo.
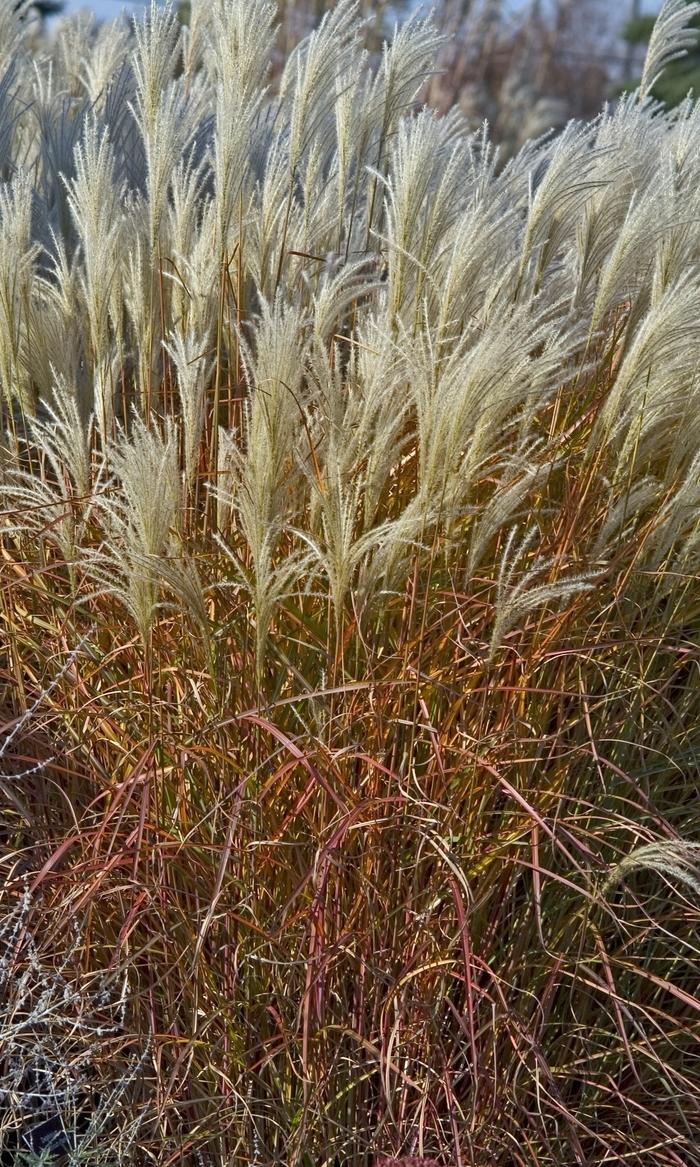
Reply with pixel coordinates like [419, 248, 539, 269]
[1, 0, 700, 1163]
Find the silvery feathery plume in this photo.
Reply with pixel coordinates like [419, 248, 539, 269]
[0, 381, 102, 586]
[130, 0, 180, 151]
[30, 227, 88, 411]
[86, 414, 211, 652]
[256, 0, 363, 294]
[141, 73, 206, 255]
[214, 424, 239, 535]
[181, 0, 214, 83]
[80, 17, 132, 111]
[165, 184, 220, 344]
[429, 200, 520, 360]
[215, 522, 311, 684]
[594, 90, 665, 194]
[0, 0, 30, 77]
[211, 297, 313, 676]
[213, 396, 311, 679]
[0, 171, 39, 417]
[104, 415, 182, 551]
[310, 253, 380, 347]
[0, 62, 22, 184]
[349, 319, 412, 535]
[302, 322, 403, 535]
[588, 186, 661, 334]
[567, 96, 664, 317]
[84, 416, 183, 643]
[32, 61, 90, 246]
[362, 10, 447, 248]
[467, 450, 562, 581]
[280, 0, 360, 181]
[376, 107, 468, 330]
[235, 294, 309, 534]
[294, 438, 398, 634]
[163, 327, 212, 492]
[403, 295, 584, 518]
[333, 56, 369, 256]
[166, 152, 207, 267]
[592, 272, 700, 473]
[132, 3, 205, 254]
[102, 57, 145, 196]
[517, 120, 610, 298]
[208, 0, 276, 254]
[250, 131, 304, 297]
[650, 159, 700, 304]
[602, 839, 700, 898]
[641, 447, 700, 585]
[488, 526, 598, 664]
[296, 136, 344, 266]
[63, 117, 125, 439]
[638, 0, 700, 102]
[122, 201, 154, 408]
[666, 93, 700, 186]
[591, 475, 662, 562]
[52, 8, 97, 96]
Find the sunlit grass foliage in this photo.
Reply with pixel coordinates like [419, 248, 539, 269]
[1, 0, 700, 1163]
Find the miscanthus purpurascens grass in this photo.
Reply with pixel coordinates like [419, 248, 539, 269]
[1, 0, 700, 1163]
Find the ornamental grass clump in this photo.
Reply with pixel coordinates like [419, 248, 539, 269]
[1, 0, 700, 1163]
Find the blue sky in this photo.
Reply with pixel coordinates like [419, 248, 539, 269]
[61, 0, 146, 15]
